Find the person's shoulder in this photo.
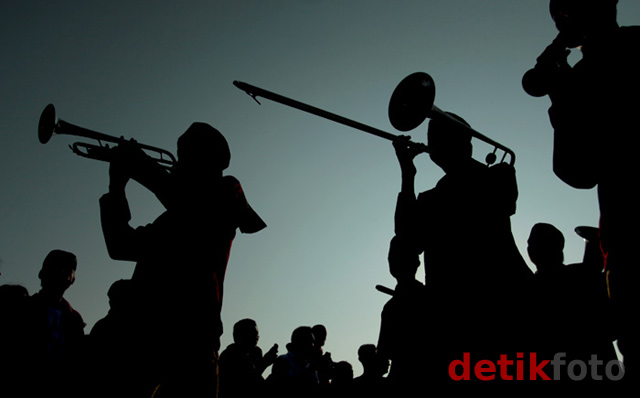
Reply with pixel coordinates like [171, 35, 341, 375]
[487, 162, 516, 180]
[25, 291, 45, 309]
[220, 342, 236, 353]
[62, 298, 85, 324]
[222, 175, 241, 186]
[620, 26, 640, 36]
[221, 175, 244, 195]
[619, 26, 640, 47]
[90, 316, 107, 333]
[271, 353, 294, 371]
[416, 187, 437, 202]
[219, 343, 238, 360]
[250, 345, 264, 357]
[351, 375, 365, 385]
[275, 352, 295, 364]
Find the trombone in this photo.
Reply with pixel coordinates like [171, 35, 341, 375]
[234, 71, 515, 166]
[38, 103, 177, 168]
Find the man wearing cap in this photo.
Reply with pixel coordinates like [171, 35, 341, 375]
[99, 122, 266, 397]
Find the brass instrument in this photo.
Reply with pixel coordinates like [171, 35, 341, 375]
[38, 103, 177, 168]
[234, 72, 515, 166]
[388, 72, 515, 165]
[233, 81, 429, 154]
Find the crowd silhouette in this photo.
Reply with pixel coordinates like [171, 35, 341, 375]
[1, 0, 637, 396]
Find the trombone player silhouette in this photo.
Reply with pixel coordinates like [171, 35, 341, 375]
[99, 121, 266, 397]
[391, 75, 533, 386]
[523, 0, 640, 379]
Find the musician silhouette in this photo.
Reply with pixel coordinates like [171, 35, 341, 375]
[526, 0, 640, 377]
[527, 223, 618, 390]
[100, 122, 266, 397]
[376, 235, 426, 393]
[527, 224, 575, 361]
[393, 112, 533, 384]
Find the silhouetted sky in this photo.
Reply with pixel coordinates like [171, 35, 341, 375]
[2, 1, 637, 375]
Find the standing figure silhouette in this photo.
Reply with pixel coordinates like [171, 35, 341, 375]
[393, 112, 533, 387]
[100, 122, 266, 397]
[525, 0, 640, 379]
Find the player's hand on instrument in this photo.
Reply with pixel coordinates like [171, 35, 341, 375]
[393, 135, 419, 176]
[108, 138, 145, 192]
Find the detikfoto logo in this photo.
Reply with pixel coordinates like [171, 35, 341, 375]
[448, 352, 624, 381]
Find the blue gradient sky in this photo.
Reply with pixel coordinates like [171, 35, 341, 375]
[2, 1, 638, 375]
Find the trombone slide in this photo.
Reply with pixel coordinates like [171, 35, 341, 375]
[233, 81, 429, 154]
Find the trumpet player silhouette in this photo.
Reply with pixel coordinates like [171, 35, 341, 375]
[393, 113, 533, 384]
[524, 0, 640, 378]
[99, 122, 266, 397]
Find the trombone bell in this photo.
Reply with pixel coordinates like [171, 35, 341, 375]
[388, 72, 516, 166]
[388, 72, 435, 132]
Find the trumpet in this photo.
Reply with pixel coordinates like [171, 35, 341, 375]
[234, 72, 515, 166]
[38, 103, 177, 168]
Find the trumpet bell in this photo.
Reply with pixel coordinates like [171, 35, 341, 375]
[388, 72, 435, 132]
[38, 103, 57, 144]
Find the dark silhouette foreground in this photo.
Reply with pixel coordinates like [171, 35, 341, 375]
[525, 0, 640, 380]
[99, 122, 266, 396]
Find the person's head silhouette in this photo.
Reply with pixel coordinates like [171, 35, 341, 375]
[38, 250, 77, 299]
[357, 344, 389, 377]
[233, 318, 260, 350]
[549, 0, 619, 47]
[527, 223, 565, 273]
[388, 235, 420, 283]
[427, 112, 472, 173]
[176, 122, 231, 178]
[106, 279, 134, 312]
[288, 326, 316, 361]
[311, 324, 327, 348]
